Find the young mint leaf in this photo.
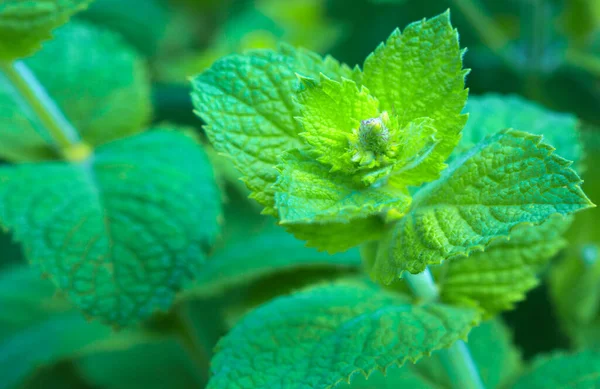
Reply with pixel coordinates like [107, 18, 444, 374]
[0, 265, 153, 389]
[511, 350, 600, 389]
[0, 0, 92, 61]
[191, 45, 355, 216]
[435, 215, 571, 316]
[0, 21, 151, 162]
[207, 280, 480, 389]
[179, 222, 361, 298]
[0, 129, 221, 326]
[362, 11, 468, 187]
[456, 94, 582, 168]
[274, 149, 411, 224]
[368, 129, 593, 284]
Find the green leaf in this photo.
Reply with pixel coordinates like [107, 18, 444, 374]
[0, 21, 152, 162]
[274, 149, 411, 224]
[0, 129, 221, 326]
[435, 215, 572, 316]
[77, 339, 203, 389]
[341, 318, 521, 388]
[179, 222, 361, 298]
[362, 11, 468, 187]
[207, 280, 480, 389]
[368, 129, 593, 284]
[0, 265, 153, 389]
[191, 44, 356, 215]
[0, 0, 92, 61]
[511, 350, 600, 389]
[456, 94, 582, 168]
[284, 216, 386, 253]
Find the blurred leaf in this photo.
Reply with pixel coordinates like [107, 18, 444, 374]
[180, 222, 361, 298]
[77, 339, 202, 389]
[78, 0, 168, 56]
[0, 266, 153, 389]
[0, 21, 151, 162]
[0, 0, 92, 61]
[511, 349, 600, 389]
[0, 130, 221, 326]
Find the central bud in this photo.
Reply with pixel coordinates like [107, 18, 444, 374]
[350, 111, 395, 168]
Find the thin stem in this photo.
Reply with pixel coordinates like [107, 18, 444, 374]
[565, 49, 600, 78]
[0, 60, 81, 151]
[174, 305, 211, 386]
[404, 269, 485, 389]
[449, 0, 512, 67]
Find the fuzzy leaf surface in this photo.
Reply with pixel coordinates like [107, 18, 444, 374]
[192, 45, 355, 215]
[369, 130, 593, 284]
[0, 130, 221, 326]
[0, 266, 154, 389]
[207, 281, 479, 389]
[0, 21, 151, 162]
[0, 0, 92, 60]
[456, 94, 582, 168]
[362, 11, 468, 187]
[435, 215, 571, 316]
[511, 350, 600, 389]
[274, 149, 411, 224]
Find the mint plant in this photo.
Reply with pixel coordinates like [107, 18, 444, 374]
[193, 11, 595, 389]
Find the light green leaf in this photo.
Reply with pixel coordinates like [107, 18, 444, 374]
[435, 215, 572, 316]
[0, 0, 92, 60]
[0, 129, 221, 326]
[285, 216, 385, 254]
[0, 21, 152, 162]
[362, 11, 468, 187]
[456, 94, 582, 168]
[274, 149, 411, 224]
[207, 281, 480, 389]
[179, 222, 361, 298]
[191, 44, 357, 215]
[0, 265, 154, 389]
[369, 129, 593, 284]
[511, 350, 600, 389]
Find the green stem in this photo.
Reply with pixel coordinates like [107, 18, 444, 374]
[404, 269, 485, 389]
[449, 0, 512, 66]
[565, 49, 600, 78]
[174, 305, 211, 386]
[0, 60, 81, 151]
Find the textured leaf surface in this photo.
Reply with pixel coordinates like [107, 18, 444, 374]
[362, 11, 468, 187]
[180, 222, 361, 298]
[342, 319, 521, 388]
[369, 130, 593, 284]
[274, 150, 411, 224]
[456, 94, 582, 168]
[511, 350, 600, 389]
[0, 130, 221, 326]
[207, 281, 479, 389]
[0, 0, 92, 60]
[435, 215, 571, 316]
[192, 44, 355, 215]
[0, 21, 151, 162]
[0, 266, 152, 389]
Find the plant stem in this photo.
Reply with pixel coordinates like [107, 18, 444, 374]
[173, 305, 211, 386]
[404, 269, 485, 389]
[0, 60, 81, 152]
